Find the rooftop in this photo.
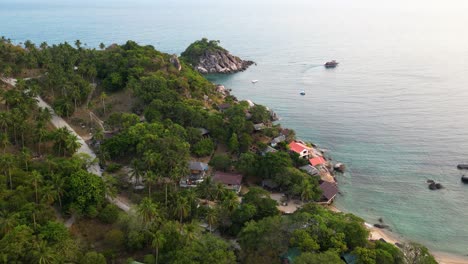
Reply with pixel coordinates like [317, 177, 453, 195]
[309, 156, 326, 166]
[319, 181, 338, 201]
[288, 141, 311, 154]
[189, 161, 208, 171]
[213, 171, 243, 186]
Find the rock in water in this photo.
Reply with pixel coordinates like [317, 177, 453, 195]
[428, 182, 443, 190]
[181, 38, 254, 74]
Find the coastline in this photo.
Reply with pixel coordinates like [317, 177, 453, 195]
[329, 206, 468, 264]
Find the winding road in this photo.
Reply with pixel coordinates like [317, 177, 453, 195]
[1, 77, 131, 212]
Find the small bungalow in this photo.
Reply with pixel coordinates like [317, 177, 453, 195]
[253, 123, 265, 131]
[271, 135, 286, 147]
[262, 146, 278, 156]
[288, 141, 312, 159]
[319, 181, 338, 204]
[299, 165, 320, 176]
[198, 128, 210, 137]
[180, 161, 209, 188]
[213, 171, 243, 193]
[309, 156, 326, 167]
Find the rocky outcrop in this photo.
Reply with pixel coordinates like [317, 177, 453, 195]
[194, 50, 254, 74]
[182, 39, 254, 74]
[170, 54, 182, 71]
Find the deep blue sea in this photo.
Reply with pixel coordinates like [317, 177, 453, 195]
[2, 0, 468, 257]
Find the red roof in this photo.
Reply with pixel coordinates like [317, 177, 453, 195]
[309, 156, 326, 166]
[288, 142, 310, 154]
[213, 172, 243, 186]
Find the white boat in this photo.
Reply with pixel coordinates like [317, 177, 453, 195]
[300, 90, 306, 95]
[251, 80, 258, 83]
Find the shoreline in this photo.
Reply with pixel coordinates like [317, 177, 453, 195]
[329, 206, 468, 264]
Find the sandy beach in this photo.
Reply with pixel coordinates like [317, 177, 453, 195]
[329, 206, 468, 264]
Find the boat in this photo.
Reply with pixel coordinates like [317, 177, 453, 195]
[457, 164, 468, 170]
[324, 60, 339, 68]
[300, 90, 306, 95]
[251, 80, 258, 84]
[461, 175, 468, 184]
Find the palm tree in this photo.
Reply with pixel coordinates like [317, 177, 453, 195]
[144, 170, 158, 197]
[138, 197, 159, 225]
[20, 148, 31, 171]
[0, 133, 10, 154]
[38, 107, 52, 124]
[221, 194, 239, 213]
[0, 112, 9, 134]
[174, 196, 190, 223]
[52, 127, 69, 156]
[100, 92, 107, 115]
[50, 173, 64, 208]
[151, 230, 165, 264]
[0, 210, 19, 236]
[183, 221, 202, 242]
[102, 173, 117, 199]
[74, 39, 82, 49]
[32, 240, 57, 264]
[35, 124, 48, 155]
[41, 185, 56, 205]
[129, 159, 143, 187]
[31, 171, 42, 204]
[64, 133, 80, 156]
[206, 208, 218, 233]
[0, 154, 15, 190]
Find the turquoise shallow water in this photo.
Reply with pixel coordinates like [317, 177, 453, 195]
[2, 0, 468, 256]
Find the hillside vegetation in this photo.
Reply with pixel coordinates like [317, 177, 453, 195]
[0, 37, 437, 264]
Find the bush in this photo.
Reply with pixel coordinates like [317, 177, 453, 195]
[144, 254, 156, 264]
[104, 229, 125, 249]
[86, 205, 99, 218]
[126, 230, 146, 250]
[99, 204, 120, 224]
[80, 251, 106, 264]
[192, 138, 215, 157]
[105, 163, 122, 173]
[209, 154, 231, 171]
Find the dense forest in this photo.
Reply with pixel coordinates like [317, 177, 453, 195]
[0, 37, 438, 264]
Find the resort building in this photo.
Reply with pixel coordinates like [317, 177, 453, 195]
[270, 135, 286, 147]
[213, 171, 243, 193]
[288, 141, 313, 159]
[318, 181, 338, 204]
[309, 156, 326, 167]
[299, 165, 320, 176]
[179, 161, 209, 188]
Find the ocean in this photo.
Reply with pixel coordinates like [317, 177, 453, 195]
[1, 0, 468, 256]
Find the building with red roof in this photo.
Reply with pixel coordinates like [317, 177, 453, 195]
[309, 156, 326, 167]
[288, 141, 312, 159]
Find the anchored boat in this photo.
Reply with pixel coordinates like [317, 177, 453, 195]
[457, 164, 468, 170]
[461, 175, 468, 184]
[324, 60, 339, 68]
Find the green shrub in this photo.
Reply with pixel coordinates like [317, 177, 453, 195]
[98, 204, 120, 224]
